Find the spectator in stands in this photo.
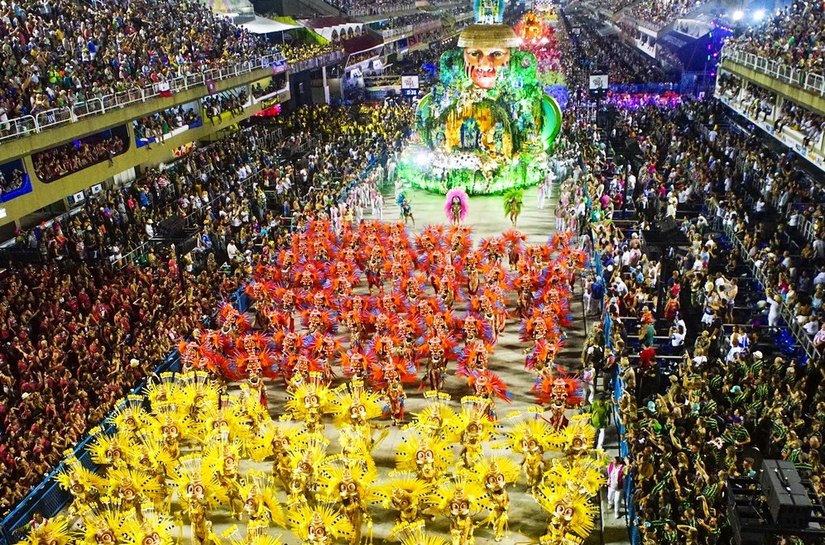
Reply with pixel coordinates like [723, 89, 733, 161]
[0, 0, 283, 130]
[576, 98, 825, 545]
[0, 168, 26, 196]
[32, 135, 126, 182]
[725, 1, 825, 73]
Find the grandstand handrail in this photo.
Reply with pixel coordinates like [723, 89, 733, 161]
[0, 116, 37, 144]
[712, 205, 823, 364]
[0, 52, 291, 146]
[722, 48, 825, 97]
[72, 98, 105, 120]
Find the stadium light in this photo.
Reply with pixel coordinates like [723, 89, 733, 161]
[732, 9, 744, 20]
[753, 9, 765, 21]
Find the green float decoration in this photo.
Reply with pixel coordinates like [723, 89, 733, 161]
[400, 0, 563, 195]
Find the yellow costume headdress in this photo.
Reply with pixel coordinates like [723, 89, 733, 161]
[178, 371, 221, 443]
[239, 471, 287, 528]
[86, 427, 132, 468]
[203, 402, 250, 445]
[222, 526, 284, 545]
[144, 372, 183, 413]
[107, 395, 150, 438]
[470, 455, 520, 490]
[394, 428, 454, 481]
[543, 456, 607, 497]
[75, 498, 133, 545]
[445, 396, 497, 443]
[247, 421, 300, 462]
[374, 473, 435, 533]
[55, 455, 107, 512]
[315, 454, 379, 504]
[408, 391, 458, 439]
[287, 433, 330, 479]
[283, 373, 334, 428]
[550, 414, 598, 455]
[19, 516, 72, 545]
[169, 455, 227, 512]
[428, 476, 485, 516]
[120, 505, 175, 545]
[533, 484, 598, 542]
[389, 521, 449, 545]
[329, 379, 383, 427]
[130, 428, 176, 477]
[288, 504, 354, 544]
[105, 467, 163, 508]
[502, 410, 557, 453]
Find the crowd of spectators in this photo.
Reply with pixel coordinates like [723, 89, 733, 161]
[250, 76, 288, 99]
[572, 97, 825, 545]
[0, 256, 238, 514]
[0, 0, 282, 125]
[724, 1, 825, 73]
[564, 16, 673, 85]
[0, 167, 27, 197]
[773, 99, 825, 148]
[329, 0, 415, 17]
[279, 42, 343, 63]
[202, 90, 248, 125]
[626, 0, 705, 28]
[31, 134, 126, 182]
[372, 12, 439, 33]
[721, 81, 776, 122]
[586, 0, 639, 14]
[133, 106, 202, 144]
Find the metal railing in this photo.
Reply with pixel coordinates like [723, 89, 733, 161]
[288, 50, 345, 74]
[0, 52, 288, 146]
[709, 201, 822, 364]
[722, 48, 825, 97]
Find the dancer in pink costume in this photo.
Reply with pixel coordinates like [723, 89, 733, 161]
[444, 187, 469, 225]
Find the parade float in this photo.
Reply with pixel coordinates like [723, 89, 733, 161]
[398, 0, 563, 195]
[514, 10, 569, 110]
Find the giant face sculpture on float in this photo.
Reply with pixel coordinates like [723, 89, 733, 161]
[463, 46, 511, 89]
[403, 1, 563, 195]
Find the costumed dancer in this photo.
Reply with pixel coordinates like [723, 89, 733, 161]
[316, 456, 377, 545]
[444, 188, 469, 226]
[503, 189, 523, 227]
[504, 412, 554, 491]
[429, 477, 485, 545]
[471, 457, 520, 542]
[398, 193, 415, 226]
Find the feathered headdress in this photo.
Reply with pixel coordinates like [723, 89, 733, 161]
[389, 521, 449, 545]
[503, 411, 558, 454]
[444, 188, 470, 223]
[239, 471, 287, 528]
[329, 379, 384, 428]
[409, 391, 459, 438]
[288, 504, 354, 543]
[19, 515, 72, 545]
[394, 428, 455, 479]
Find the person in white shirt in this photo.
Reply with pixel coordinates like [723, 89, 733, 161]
[226, 240, 239, 263]
[606, 457, 626, 518]
[145, 219, 155, 238]
[670, 314, 686, 354]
